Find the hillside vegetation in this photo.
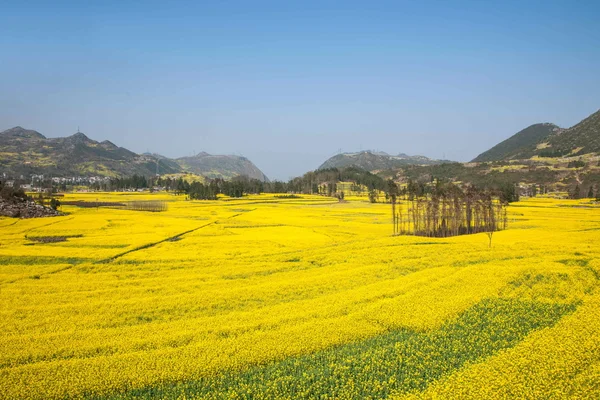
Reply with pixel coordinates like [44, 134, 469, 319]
[472, 108, 600, 162]
[472, 123, 561, 162]
[385, 157, 600, 197]
[397, 109, 600, 195]
[177, 152, 269, 181]
[0, 127, 179, 178]
[542, 109, 600, 157]
[319, 151, 447, 171]
[0, 127, 268, 181]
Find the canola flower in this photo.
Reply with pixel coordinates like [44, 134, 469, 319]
[0, 194, 599, 399]
[397, 293, 600, 400]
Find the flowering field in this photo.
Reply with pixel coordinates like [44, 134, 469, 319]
[0, 193, 599, 399]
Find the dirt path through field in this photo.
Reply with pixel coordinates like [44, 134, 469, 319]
[95, 210, 253, 264]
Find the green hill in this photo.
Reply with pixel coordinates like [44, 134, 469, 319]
[473, 109, 600, 162]
[540, 109, 600, 157]
[177, 152, 269, 181]
[0, 127, 177, 178]
[0, 127, 268, 181]
[318, 151, 447, 172]
[472, 123, 561, 162]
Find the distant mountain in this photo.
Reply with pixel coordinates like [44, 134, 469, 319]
[0, 127, 268, 181]
[472, 123, 562, 162]
[0, 127, 177, 178]
[177, 153, 269, 181]
[318, 150, 448, 171]
[1, 126, 46, 140]
[472, 109, 600, 162]
[143, 153, 186, 175]
[541, 109, 600, 157]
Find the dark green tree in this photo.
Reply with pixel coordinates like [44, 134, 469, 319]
[387, 180, 399, 235]
[571, 185, 581, 199]
[368, 190, 378, 203]
[49, 198, 61, 210]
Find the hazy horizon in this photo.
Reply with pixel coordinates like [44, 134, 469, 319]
[2, 1, 600, 180]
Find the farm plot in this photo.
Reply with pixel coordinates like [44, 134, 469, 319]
[0, 194, 599, 399]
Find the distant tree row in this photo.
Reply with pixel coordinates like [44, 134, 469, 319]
[282, 167, 387, 195]
[570, 184, 600, 200]
[391, 161, 600, 199]
[397, 178, 519, 204]
[80, 165, 600, 204]
[167, 167, 388, 199]
[158, 176, 262, 199]
[90, 175, 149, 191]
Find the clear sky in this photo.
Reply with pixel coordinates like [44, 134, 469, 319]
[1, 0, 599, 180]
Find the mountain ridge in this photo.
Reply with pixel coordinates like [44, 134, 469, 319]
[542, 109, 600, 156]
[472, 109, 600, 162]
[472, 123, 563, 162]
[318, 150, 449, 172]
[0, 127, 269, 181]
[177, 153, 269, 182]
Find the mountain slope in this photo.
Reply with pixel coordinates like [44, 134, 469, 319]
[0, 127, 177, 178]
[318, 151, 447, 171]
[1, 126, 46, 140]
[143, 153, 186, 175]
[472, 123, 562, 162]
[542, 109, 600, 156]
[0, 127, 268, 180]
[177, 153, 269, 181]
[473, 109, 600, 162]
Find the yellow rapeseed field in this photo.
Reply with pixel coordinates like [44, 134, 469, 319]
[0, 193, 599, 399]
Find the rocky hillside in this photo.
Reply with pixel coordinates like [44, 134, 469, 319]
[472, 123, 562, 162]
[177, 152, 269, 181]
[0, 127, 268, 181]
[0, 199, 61, 218]
[318, 151, 447, 171]
[0, 180, 61, 218]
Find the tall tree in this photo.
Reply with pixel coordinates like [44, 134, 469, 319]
[387, 180, 398, 235]
[572, 185, 581, 199]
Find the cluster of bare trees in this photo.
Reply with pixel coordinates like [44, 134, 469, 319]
[124, 200, 168, 212]
[389, 183, 507, 244]
[59, 200, 168, 212]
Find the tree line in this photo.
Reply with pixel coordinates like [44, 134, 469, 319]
[73, 164, 600, 206]
[569, 184, 599, 200]
[87, 167, 388, 200]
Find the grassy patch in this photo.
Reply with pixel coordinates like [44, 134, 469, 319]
[104, 298, 575, 399]
[26, 234, 84, 243]
[0, 255, 89, 265]
[557, 258, 590, 267]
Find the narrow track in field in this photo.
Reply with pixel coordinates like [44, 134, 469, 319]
[95, 210, 253, 264]
[0, 211, 253, 287]
[19, 216, 75, 235]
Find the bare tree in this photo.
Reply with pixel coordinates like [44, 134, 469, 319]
[395, 183, 508, 239]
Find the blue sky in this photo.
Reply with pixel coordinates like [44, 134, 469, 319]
[1, 0, 599, 180]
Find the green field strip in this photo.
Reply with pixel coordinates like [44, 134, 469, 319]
[101, 298, 575, 399]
